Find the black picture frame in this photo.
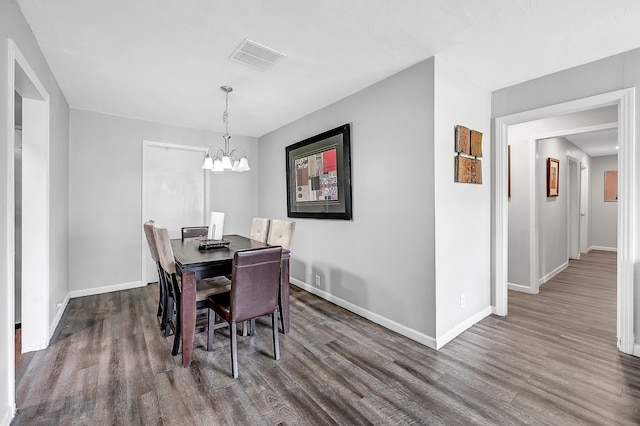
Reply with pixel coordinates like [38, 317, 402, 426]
[285, 124, 352, 220]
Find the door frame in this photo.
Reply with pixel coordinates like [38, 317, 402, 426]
[5, 38, 51, 419]
[493, 88, 635, 354]
[140, 140, 210, 287]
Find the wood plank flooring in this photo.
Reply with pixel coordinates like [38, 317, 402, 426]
[13, 250, 640, 425]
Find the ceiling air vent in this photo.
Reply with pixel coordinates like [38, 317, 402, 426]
[230, 39, 286, 71]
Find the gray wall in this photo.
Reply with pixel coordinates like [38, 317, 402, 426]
[68, 109, 259, 292]
[258, 59, 438, 337]
[493, 47, 640, 342]
[258, 57, 492, 344]
[0, 0, 70, 421]
[590, 155, 617, 249]
[537, 137, 589, 279]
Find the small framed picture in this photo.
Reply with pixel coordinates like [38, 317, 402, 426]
[604, 170, 618, 201]
[547, 157, 559, 197]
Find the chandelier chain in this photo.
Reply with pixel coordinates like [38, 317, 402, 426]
[223, 90, 230, 138]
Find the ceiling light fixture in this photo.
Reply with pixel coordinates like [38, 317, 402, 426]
[202, 86, 250, 172]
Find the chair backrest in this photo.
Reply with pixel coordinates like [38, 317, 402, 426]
[181, 226, 208, 240]
[249, 217, 270, 243]
[153, 225, 176, 274]
[143, 221, 160, 263]
[267, 219, 295, 251]
[230, 246, 283, 323]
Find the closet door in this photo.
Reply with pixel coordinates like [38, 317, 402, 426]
[142, 141, 209, 284]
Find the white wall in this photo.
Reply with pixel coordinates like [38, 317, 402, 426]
[0, 2, 70, 423]
[537, 137, 589, 279]
[68, 109, 259, 293]
[433, 58, 492, 340]
[258, 58, 438, 340]
[492, 47, 640, 343]
[590, 155, 617, 250]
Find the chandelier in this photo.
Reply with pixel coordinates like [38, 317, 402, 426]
[201, 86, 250, 172]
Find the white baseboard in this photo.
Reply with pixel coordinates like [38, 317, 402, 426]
[0, 403, 14, 426]
[632, 344, 640, 357]
[539, 261, 568, 286]
[507, 282, 538, 294]
[588, 245, 617, 252]
[49, 292, 71, 339]
[435, 306, 493, 349]
[292, 279, 491, 351]
[291, 278, 438, 350]
[69, 281, 144, 299]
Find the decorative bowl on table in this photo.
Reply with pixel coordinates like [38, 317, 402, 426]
[198, 237, 231, 250]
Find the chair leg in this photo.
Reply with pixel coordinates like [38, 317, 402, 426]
[156, 266, 164, 317]
[272, 311, 280, 361]
[250, 319, 256, 336]
[163, 296, 174, 337]
[171, 289, 182, 356]
[207, 310, 215, 352]
[171, 317, 181, 356]
[278, 292, 285, 334]
[230, 322, 238, 378]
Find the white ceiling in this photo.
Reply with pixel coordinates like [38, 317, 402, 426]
[17, 0, 640, 138]
[565, 128, 618, 157]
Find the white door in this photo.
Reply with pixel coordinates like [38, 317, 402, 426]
[580, 165, 589, 254]
[142, 141, 210, 285]
[568, 157, 580, 260]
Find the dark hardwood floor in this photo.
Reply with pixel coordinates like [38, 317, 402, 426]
[13, 250, 640, 425]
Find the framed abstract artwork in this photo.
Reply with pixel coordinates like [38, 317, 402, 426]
[547, 157, 559, 197]
[285, 124, 352, 220]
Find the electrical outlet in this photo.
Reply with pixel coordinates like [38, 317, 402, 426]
[460, 294, 466, 308]
[315, 275, 321, 287]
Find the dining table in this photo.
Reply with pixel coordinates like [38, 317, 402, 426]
[171, 234, 291, 367]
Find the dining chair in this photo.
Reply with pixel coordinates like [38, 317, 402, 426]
[153, 224, 232, 355]
[265, 218, 295, 334]
[206, 246, 283, 378]
[249, 217, 270, 243]
[181, 226, 208, 240]
[267, 219, 296, 251]
[143, 221, 169, 331]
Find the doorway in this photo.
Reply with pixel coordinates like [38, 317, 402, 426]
[494, 88, 635, 354]
[567, 156, 581, 261]
[141, 141, 210, 286]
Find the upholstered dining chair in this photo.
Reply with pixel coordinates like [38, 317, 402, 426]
[206, 246, 283, 378]
[153, 224, 232, 355]
[267, 219, 296, 251]
[181, 226, 208, 240]
[143, 221, 169, 331]
[249, 217, 270, 243]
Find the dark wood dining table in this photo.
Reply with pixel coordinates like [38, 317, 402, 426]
[170, 234, 290, 367]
